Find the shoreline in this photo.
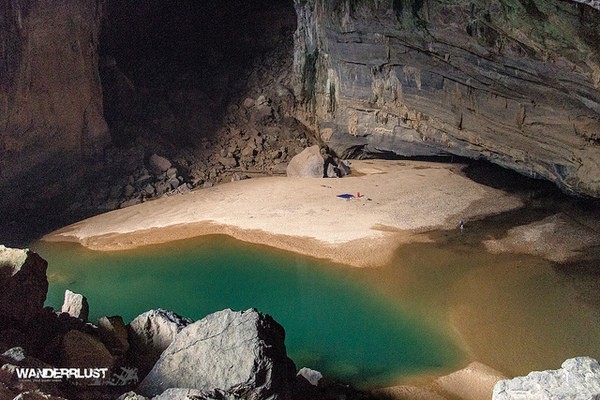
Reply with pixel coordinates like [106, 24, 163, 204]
[40, 160, 533, 398]
[43, 160, 524, 268]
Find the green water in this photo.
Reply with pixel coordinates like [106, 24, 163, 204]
[32, 236, 462, 388]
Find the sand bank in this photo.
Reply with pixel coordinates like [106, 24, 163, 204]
[44, 160, 523, 267]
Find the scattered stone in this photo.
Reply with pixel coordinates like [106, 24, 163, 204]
[0, 246, 48, 327]
[61, 290, 89, 320]
[152, 388, 212, 400]
[286, 145, 324, 178]
[297, 367, 323, 386]
[116, 391, 148, 400]
[124, 184, 135, 197]
[493, 357, 600, 400]
[138, 308, 296, 399]
[242, 97, 255, 109]
[149, 154, 172, 175]
[127, 309, 193, 377]
[166, 167, 178, 179]
[12, 390, 68, 400]
[218, 157, 237, 169]
[2, 347, 26, 363]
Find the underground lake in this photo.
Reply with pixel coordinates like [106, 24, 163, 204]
[32, 218, 600, 388]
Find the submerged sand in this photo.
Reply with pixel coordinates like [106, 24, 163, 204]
[44, 160, 522, 267]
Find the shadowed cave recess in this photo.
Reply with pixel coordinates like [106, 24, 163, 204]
[1, 0, 600, 244]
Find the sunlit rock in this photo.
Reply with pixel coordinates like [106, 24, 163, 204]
[61, 290, 89, 321]
[138, 308, 296, 399]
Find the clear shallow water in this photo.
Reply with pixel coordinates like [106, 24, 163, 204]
[32, 236, 462, 388]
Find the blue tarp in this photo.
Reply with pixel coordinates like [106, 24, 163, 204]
[336, 193, 355, 199]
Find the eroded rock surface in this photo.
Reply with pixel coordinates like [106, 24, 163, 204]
[293, 0, 600, 197]
[138, 308, 296, 399]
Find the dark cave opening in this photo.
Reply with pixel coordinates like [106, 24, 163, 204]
[98, 0, 298, 147]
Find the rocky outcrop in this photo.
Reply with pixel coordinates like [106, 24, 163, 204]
[138, 308, 296, 399]
[293, 0, 600, 197]
[127, 309, 193, 377]
[0, 0, 110, 182]
[493, 357, 600, 399]
[61, 290, 89, 321]
[0, 246, 48, 327]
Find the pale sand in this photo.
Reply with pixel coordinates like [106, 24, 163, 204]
[43, 160, 523, 267]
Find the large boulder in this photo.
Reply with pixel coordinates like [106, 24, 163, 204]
[127, 309, 193, 377]
[286, 145, 324, 177]
[137, 308, 296, 399]
[60, 329, 114, 368]
[0, 246, 48, 328]
[493, 357, 600, 399]
[148, 154, 172, 176]
[61, 289, 89, 320]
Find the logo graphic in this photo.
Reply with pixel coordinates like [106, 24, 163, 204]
[15, 367, 138, 386]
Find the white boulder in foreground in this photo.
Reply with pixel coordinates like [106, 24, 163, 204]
[493, 357, 600, 399]
[137, 308, 296, 399]
[61, 289, 89, 320]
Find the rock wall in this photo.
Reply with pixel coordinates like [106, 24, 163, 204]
[292, 0, 600, 197]
[0, 0, 109, 181]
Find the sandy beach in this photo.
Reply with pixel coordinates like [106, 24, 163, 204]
[44, 160, 523, 267]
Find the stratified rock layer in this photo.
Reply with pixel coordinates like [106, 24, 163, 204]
[138, 308, 296, 399]
[493, 357, 600, 399]
[293, 0, 600, 197]
[0, 245, 48, 327]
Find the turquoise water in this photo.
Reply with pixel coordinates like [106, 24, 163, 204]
[33, 235, 461, 388]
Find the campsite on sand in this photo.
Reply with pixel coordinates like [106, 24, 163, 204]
[44, 160, 523, 267]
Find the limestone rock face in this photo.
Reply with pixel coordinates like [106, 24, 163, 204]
[293, 0, 600, 197]
[0, 246, 48, 327]
[493, 357, 600, 399]
[286, 145, 324, 177]
[127, 309, 193, 377]
[0, 0, 110, 181]
[61, 290, 89, 320]
[138, 308, 296, 399]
